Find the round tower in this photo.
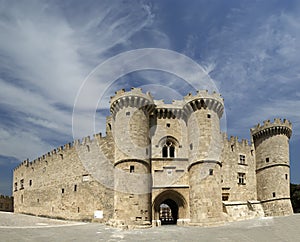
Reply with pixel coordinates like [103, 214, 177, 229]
[183, 90, 225, 225]
[110, 88, 155, 228]
[251, 118, 293, 216]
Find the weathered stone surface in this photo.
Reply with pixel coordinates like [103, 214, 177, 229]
[13, 88, 294, 228]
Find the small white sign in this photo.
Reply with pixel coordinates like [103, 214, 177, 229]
[94, 210, 103, 219]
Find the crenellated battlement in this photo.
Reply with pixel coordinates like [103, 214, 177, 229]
[183, 90, 224, 118]
[222, 133, 251, 148]
[13, 131, 109, 172]
[183, 90, 223, 103]
[250, 118, 292, 141]
[0, 194, 12, 199]
[110, 87, 155, 116]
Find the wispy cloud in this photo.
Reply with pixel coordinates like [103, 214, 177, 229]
[0, 0, 157, 161]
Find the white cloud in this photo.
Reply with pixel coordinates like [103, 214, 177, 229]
[0, 0, 159, 161]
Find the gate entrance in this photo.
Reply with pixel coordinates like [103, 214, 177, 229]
[153, 190, 187, 226]
[159, 199, 178, 225]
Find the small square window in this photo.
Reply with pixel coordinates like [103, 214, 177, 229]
[166, 123, 170, 127]
[126, 111, 130, 116]
[222, 193, 229, 201]
[82, 174, 90, 182]
[207, 114, 211, 118]
[239, 155, 246, 164]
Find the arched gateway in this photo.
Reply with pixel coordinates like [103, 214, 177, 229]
[152, 190, 189, 226]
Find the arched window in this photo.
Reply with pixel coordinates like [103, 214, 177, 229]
[160, 136, 178, 158]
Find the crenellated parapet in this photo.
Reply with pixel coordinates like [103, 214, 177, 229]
[154, 99, 184, 119]
[222, 133, 251, 148]
[110, 88, 155, 117]
[13, 132, 109, 172]
[183, 90, 224, 119]
[251, 118, 292, 142]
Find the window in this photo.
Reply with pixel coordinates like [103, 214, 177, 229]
[130, 165, 135, 173]
[207, 114, 211, 118]
[273, 192, 276, 198]
[162, 141, 175, 158]
[266, 157, 269, 162]
[29, 180, 32, 186]
[74, 184, 77, 192]
[62, 188, 65, 194]
[285, 174, 288, 180]
[20, 179, 24, 190]
[166, 123, 170, 127]
[160, 136, 178, 158]
[126, 111, 130, 116]
[209, 169, 214, 176]
[239, 155, 246, 164]
[82, 174, 90, 182]
[238, 173, 246, 185]
[169, 146, 175, 158]
[222, 193, 229, 201]
[190, 143, 193, 150]
[14, 182, 17, 191]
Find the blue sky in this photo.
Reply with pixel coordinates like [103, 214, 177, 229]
[0, 0, 300, 195]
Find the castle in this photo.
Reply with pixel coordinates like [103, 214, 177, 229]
[13, 88, 294, 228]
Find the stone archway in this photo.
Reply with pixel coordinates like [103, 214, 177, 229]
[153, 190, 188, 226]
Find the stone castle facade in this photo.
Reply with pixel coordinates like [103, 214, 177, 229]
[13, 88, 293, 228]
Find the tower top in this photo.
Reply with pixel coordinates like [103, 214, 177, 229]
[183, 90, 224, 118]
[110, 88, 155, 116]
[250, 118, 292, 142]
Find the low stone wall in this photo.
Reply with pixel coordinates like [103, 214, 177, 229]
[0, 195, 13, 212]
[223, 200, 265, 222]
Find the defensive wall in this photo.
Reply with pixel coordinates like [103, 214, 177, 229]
[13, 88, 294, 228]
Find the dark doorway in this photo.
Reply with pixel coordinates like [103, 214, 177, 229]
[159, 199, 178, 225]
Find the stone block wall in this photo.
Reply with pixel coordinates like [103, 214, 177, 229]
[13, 132, 114, 222]
[0, 195, 13, 212]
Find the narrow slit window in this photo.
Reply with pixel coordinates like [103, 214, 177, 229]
[130, 165, 135, 173]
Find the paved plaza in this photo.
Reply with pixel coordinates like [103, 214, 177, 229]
[0, 212, 300, 241]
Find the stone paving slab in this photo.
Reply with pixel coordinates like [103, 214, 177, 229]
[0, 212, 300, 241]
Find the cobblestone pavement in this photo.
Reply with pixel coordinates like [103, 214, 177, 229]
[1, 212, 300, 241]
